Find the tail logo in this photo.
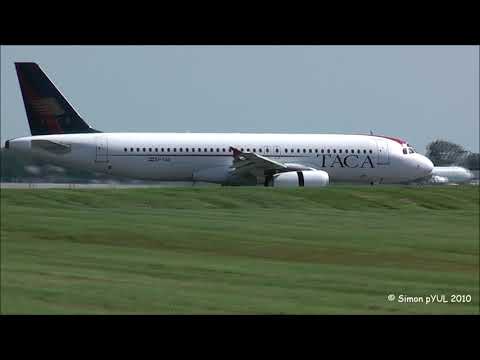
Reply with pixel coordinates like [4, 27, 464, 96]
[28, 97, 64, 133]
[30, 98, 65, 116]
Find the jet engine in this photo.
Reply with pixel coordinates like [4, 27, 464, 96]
[267, 170, 329, 187]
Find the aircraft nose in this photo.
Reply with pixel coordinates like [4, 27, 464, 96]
[418, 155, 434, 175]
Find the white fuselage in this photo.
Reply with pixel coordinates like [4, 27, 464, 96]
[429, 166, 474, 184]
[7, 132, 434, 185]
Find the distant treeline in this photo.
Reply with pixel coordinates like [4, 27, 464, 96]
[426, 140, 479, 169]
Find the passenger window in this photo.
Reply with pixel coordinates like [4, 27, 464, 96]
[266, 148, 269, 153]
[321, 149, 324, 153]
[259, 148, 262, 153]
[204, 148, 207, 152]
[369, 150, 373, 154]
[351, 150, 354, 153]
[309, 149, 312, 153]
[198, 148, 201, 152]
[275, 149, 279, 153]
[327, 149, 330, 153]
[130, 148, 133, 152]
[124, 148, 127, 152]
[161, 148, 164, 152]
[253, 148, 256, 152]
[143, 148, 146, 152]
[357, 150, 360, 154]
[222, 148, 225, 152]
[363, 150, 366, 154]
[217, 148, 220, 152]
[155, 148, 158, 152]
[185, 148, 189, 152]
[339, 149, 342, 153]
[333, 149, 336, 153]
[174, 148, 177, 152]
[191, 148, 195, 152]
[149, 148, 152, 152]
[291, 149, 294, 153]
[303, 149, 306, 153]
[315, 149, 318, 153]
[285, 149, 288, 153]
[179, 148, 183, 152]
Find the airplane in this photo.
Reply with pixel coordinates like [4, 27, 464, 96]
[425, 166, 475, 185]
[4, 62, 434, 187]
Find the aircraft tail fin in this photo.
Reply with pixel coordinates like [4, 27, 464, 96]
[14, 62, 100, 136]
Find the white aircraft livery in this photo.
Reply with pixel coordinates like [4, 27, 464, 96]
[5, 62, 434, 187]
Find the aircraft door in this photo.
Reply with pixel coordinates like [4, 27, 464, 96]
[376, 140, 389, 165]
[95, 136, 108, 162]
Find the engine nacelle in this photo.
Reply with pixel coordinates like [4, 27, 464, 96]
[268, 170, 329, 187]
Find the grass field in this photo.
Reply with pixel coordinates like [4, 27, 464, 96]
[1, 185, 478, 314]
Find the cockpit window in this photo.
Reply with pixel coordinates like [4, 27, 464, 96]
[406, 144, 416, 152]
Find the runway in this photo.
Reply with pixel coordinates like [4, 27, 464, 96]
[0, 182, 218, 189]
[1, 181, 478, 189]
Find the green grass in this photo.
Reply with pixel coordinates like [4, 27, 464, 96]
[1, 185, 479, 314]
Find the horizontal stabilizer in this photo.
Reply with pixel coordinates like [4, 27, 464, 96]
[31, 139, 72, 154]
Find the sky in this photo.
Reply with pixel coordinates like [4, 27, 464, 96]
[1, 46, 478, 154]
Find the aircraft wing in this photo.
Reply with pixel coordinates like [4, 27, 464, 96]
[228, 146, 288, 177]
